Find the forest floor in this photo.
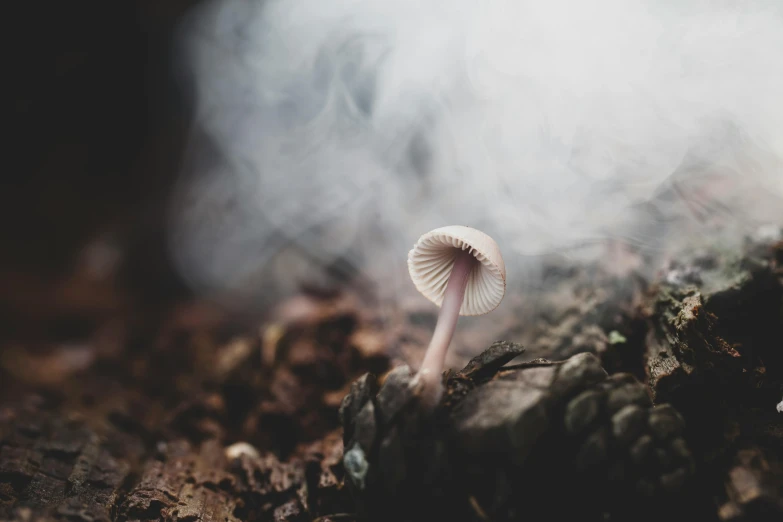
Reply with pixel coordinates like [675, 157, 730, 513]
[1, 226, 782, 522]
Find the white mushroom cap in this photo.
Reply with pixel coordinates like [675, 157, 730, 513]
[407, 226, 506, 316]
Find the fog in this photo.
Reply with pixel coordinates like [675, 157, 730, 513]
[169, 0, 783, 311]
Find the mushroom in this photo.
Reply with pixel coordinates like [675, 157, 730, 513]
[407, 225, 506, 407]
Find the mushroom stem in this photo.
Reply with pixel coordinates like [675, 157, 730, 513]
[416, 248, 476, 403]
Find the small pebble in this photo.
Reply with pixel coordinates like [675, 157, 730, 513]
[225, 442, 260, 460]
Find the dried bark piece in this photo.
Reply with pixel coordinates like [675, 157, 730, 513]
[0, 404, 131, 522]
[644, 230, 783, 520]
[455, 340, 526, 382]
[119, 440, 239, 522]
[298, 430, 350, 518]
[339, 373, 378, 445]
[719, 448, 783, 521]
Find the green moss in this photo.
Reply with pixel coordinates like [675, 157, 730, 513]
[608, 331, 627, 345]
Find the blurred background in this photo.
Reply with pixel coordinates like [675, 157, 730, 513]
[4, 2, 195, 340]
[3, 0, 783, 399]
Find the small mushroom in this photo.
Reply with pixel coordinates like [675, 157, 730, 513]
[407, 225, 506, 407]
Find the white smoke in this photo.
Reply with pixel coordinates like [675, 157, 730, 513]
[169, 0, 783, 310]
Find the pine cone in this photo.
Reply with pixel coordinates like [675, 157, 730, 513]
[450, 351, 698, 521]
[561, 371, 696, 515]
[340, 343, 699, 521]
[338, 365, 454, 520]
[339, 342, 526, 521]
